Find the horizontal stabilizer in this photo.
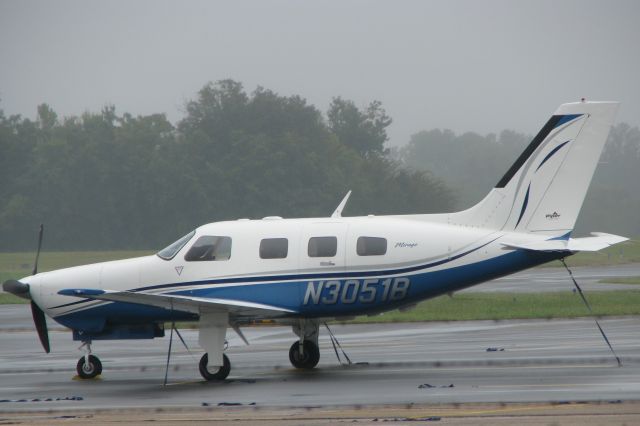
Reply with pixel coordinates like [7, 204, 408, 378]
[58, 289, 297, 319]
[502, 232, 628, 253]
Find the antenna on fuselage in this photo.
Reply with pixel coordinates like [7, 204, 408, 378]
[331, 190, 352, 218]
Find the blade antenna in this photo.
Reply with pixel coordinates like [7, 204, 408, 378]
[33, 224, 44, 275]
[560, 258, 622, 367]
[331, 190, 352, 218]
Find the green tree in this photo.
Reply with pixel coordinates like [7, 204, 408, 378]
[327, 97, 392, 157]
[0, 83, 457, 251]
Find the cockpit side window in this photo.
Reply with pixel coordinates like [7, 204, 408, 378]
[157, 231, 195, 260]
[184, 236, 232, 261]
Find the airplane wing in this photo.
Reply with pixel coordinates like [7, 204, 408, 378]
[58, 288, 297, 319]
[501, 232, 628, 252]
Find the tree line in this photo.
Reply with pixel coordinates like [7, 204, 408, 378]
[2, 80, 637, 251]
[0, 80, 454, 251]
[396, 122, 640, 237]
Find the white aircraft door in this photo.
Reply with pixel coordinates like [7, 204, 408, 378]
[299, 222, 348, 272]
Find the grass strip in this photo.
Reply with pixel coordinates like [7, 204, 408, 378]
[0, 250, 153, 283]
[0, 240, 637, 278]
[553, 239, 640, 267]
[0, 293, 29, 304]
[598, 276, 640, 285]
[3, 290, 638, 326]
[344, 290, 640, 323]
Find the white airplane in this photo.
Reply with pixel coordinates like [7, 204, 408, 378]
[3, 101, 627, 381]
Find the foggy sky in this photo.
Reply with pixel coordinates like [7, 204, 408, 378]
[1, 0, 638, 146]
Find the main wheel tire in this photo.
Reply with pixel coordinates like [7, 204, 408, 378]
[76, 355, 102, 379]
[289, 341, 320, 369]
[199, 353, 230, 381]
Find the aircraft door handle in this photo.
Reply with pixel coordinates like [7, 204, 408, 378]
[320, 261, 335, 266]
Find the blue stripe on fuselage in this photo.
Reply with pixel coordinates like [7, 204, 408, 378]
[52, 249, 564, 331]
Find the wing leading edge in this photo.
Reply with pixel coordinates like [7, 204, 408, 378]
[58, 289, 297, 319]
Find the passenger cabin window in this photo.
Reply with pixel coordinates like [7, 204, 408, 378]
[260, 238, 288, 259]
[357, 236, 387, 256]
[308, 236, 337, 257]
[184, 236, 232, 261]
[157, 231, 195, 260]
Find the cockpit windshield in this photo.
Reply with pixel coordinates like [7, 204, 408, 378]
[157, 230, 196, 260]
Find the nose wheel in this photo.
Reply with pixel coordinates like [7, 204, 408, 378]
[289, 341, 320, 369]
[76, 354, 102, 379]
[76, 341, 102, 379]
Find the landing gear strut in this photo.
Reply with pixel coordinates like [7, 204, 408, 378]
[76, 341, 102, 379]
[290, 319, 320, 369]
[199, 353, 231, 381]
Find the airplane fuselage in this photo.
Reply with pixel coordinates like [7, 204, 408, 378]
[28, 215, 562, 334]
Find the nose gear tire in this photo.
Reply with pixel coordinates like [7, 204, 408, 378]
[76, 355, 102, 379]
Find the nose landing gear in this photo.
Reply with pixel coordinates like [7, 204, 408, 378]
[76, 341, 102, 379]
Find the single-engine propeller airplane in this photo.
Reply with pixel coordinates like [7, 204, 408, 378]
[3, 101, 627, 381]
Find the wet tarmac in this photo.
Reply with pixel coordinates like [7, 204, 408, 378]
[0, 317, 638, 412]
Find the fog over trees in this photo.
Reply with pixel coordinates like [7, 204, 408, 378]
[396, 122, 640, 238]
[0, 81, 454, 251]
[1, 80, 637, 251]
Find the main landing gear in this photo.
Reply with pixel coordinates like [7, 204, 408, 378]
[76, 341, 102, 379]
[199, 353, 231, 381]
[289, 319, 320, 369]
[289, 340, 320, 369]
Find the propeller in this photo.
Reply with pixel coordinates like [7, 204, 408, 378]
[1, 224, 50, 353]
[33, 224, 43, 275]
[31, 300, 50, 353]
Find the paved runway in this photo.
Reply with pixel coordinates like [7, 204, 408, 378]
[1, 316, 639, 412]
[1, 264, 639, 414]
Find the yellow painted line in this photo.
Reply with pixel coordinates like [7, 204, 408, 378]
[71, 375, 102, 381]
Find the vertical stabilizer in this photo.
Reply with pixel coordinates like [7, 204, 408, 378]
[449, 101, 619, 236]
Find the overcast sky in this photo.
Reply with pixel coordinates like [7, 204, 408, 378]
[1, 0, 638, 146]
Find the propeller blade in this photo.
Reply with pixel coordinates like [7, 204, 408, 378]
[2, 279, 31, 300]
[32, 224, 44, 276]
[30, 301, 50, 353]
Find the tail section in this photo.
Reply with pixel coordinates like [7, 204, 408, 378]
[450, 101, 619, 236]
